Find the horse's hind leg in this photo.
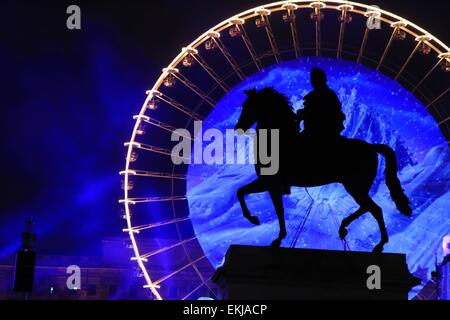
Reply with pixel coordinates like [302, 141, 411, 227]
[366, 197, 388, 253]
[340, 183, 371, 240]
[339, 207, 367, 239]
[237, 179, 267, 225]
[345, 187, 388, 253]
[268, 186, 286, 247]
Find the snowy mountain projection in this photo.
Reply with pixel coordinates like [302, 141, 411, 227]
[186, 57, 450, 296]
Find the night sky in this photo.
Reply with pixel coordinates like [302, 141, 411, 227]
[0, 0, 449, 258]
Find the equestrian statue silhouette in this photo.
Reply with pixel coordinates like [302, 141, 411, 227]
[234, 67, 412, 253]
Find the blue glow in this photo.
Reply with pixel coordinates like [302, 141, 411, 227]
[187, 57, 450, 296]
[0, 18, 145, 258]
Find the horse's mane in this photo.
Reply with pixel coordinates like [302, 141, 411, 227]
[256, 87, 297, 129]
[258, 87, 293, 112]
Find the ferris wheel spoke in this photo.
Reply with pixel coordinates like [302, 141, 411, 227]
[120, 169, 207, 180]
[376, 22, 406, 71]
[310, 2, 325, 57]
[336, 5, 353, 59]
[357, 28, 369, 64]
[134, 115, 193, 140]
[186, 48, 230, 92]
[181, 275, 214, 300]
[412, 58, 444, 92]
[337, 18, 345, 59]
[231, 19, 262, 71]
[376, 28, 397, 70]
[208, 31, 245, 80]
[282, 3, 300, 59]
[147, 90, 203, 121]
[394, 39, 424, 81]
[164, 68, 216, 107]
[172, 217, 218, 298]
[124, 141, 189, 162]
[139, 236, 197, 259]
[119, 195, 187, 205]
[124, 216, 191, 233]
[427, 87, 450, 108]
[120, 169, 187, 180]
[153, 255, 206, 287]
[189, 263, 218, 300]
[256, 8, 281, 63]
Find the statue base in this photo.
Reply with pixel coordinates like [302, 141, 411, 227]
[212, 245, 420, 300]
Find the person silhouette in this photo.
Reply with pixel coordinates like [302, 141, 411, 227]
[297, 67, 346, 141]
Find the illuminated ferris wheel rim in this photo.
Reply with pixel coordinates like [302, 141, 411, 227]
[150, 0, 450, 92]
[121, 0, 450, 300]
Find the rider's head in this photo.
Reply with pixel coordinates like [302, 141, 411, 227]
[310, 67, 327, 90]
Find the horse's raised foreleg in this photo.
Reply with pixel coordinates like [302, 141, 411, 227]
[268, 186, 286, 247]
[237, 179, 267, 225]
[338, 207, 367, 239]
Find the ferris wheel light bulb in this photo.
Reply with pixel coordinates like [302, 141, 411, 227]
[133, 114, 150, 121]
[282, 3, 298, 11]
[144, 284, 161, 289]
[229, 17, 245, 25]
[124, 142, 141, 148]
[182, 47, 198, 55]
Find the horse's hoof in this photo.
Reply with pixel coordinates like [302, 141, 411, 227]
[247, 215, 260, 225]
[271, 239, 282, 247]
[401, 207, 412, 218]
[372, 243, 384, 253]
[339, 226, 348, 239]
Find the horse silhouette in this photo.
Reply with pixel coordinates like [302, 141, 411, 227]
[234, 85, 412, 253]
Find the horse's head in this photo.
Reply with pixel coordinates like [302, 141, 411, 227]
[235, 88, 259, 132]
[235, 87, 295, 132]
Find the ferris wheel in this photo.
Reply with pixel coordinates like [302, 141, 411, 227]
[119, 0, 450, 300]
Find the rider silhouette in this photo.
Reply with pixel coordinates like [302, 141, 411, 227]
[297, 67, 346, 140]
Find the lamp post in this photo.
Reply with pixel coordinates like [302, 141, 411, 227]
[13, 218, 37, 299]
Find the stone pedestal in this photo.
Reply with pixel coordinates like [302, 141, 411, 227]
[213, 245, 420, 300]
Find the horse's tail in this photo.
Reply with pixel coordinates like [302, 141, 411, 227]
[373, 144, 412, 217]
